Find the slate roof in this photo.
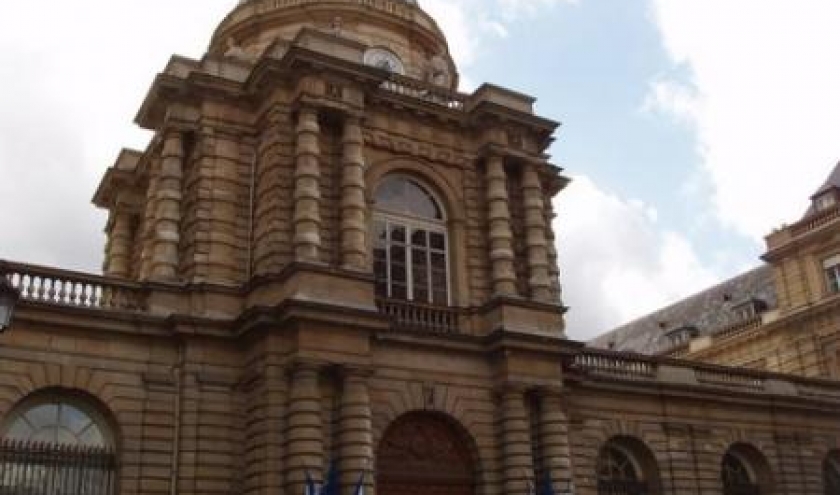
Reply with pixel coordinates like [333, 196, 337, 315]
[804, 160, 840, 217]
[589, 266, 777, 354]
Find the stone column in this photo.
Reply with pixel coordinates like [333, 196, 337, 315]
[499, 386, 534, 495]
[293, 107, 323, 262]
[522, 164, 552, 302]
[486, 154, 517, 297]
[284, 362, 324, 495]
[537, 391, 573, 491]
[150, 131, 184, 281]
[106, 210, 133, 278]
[340, 116, 368, 271]
[339, 368, 373, 495]
[139, 158, 161, 281]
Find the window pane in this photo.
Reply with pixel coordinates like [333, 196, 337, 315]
[60, 405, 91, 435]
[391, 225, 406, 243]
[391, 245, 406, 263]
[432, 269, 447, 291]
[392, 285, 407, 300]
[415, 288, 430, 304]
[430, 232, 445, 250]
[411, 229, 428, 247]
[374, 221, 387, 245]
[431, 253, 446, 271]
[375, 177, 442, 220]
[433, 290, 448, 306]
[392, 263, 406, 283]
[26, 405, 58, 430]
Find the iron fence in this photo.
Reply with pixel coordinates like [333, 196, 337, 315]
[0, 440, 116, 495]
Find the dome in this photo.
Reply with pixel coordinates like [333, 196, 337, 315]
[211, 0, 458, 89]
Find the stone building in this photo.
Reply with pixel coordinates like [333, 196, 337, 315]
[595, 162, 840, 381]
[3, 1, 840, 495]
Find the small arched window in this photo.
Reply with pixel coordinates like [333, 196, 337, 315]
[824, 451, 840, 495]
[722, 445, 768, 495]
[373, 176, 449, 305]
[597, 437, 659, 495]
[1, 393, 117, 495]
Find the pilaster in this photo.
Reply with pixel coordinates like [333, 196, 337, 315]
[284, 362, 324, 495]
[537, 391, 573, 491]
[522, 164, 552, 302]
[486, 155, 517, 297]
[340, 116, 368, 271]
[293, 107, 323, 263]
[106, 210, 133, 278]
[498, 386, 533, 495]
[150, 131, 183, 281]
[338, 368, 373, 495]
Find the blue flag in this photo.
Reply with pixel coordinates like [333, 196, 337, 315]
[352, 471, 365, 495]
[319, 463, 340, 495]
[304, 470, 318, 495]
[540, 470, 556, 495]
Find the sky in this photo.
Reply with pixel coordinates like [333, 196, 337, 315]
[0, 1, 838, 341]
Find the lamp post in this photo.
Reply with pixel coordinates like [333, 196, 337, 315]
[0, 272, 19, 331]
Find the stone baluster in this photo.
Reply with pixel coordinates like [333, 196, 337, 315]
[339, 368, 373, 495]
[486, 154, 517, 297]
[285, 362, 324, 495]
[106, 211, 133, 278]
[499, 386, 534, 495]
[293, 107, 323, 262]
[537, 391, 573, 491]
[522, 164, 552, 302]
[340, 116, 368, 271]
[150, 131, 183, 281]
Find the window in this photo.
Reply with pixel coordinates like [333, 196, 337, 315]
[597, 438, 658, 495]
[0, 394, 116, 495]
[722, 450, 762, 495]
[816, 192, 837, 212]
[824, 451, 840, 495]
[824, 255, 840, 294]
[373, 176, 449, 305]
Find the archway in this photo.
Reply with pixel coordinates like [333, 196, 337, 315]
[376, 412, 476, 495]
[721, 443, 773, 495]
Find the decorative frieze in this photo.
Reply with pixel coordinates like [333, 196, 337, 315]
[363, 129, 472, 167]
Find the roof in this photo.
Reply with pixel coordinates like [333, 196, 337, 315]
[804, 160, 840, 217]
[589, 266, 777, 354]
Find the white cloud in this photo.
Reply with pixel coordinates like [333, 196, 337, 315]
[648, 0, 840, 239]
[557, 176, 720, 340]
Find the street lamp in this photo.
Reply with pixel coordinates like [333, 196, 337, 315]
[0, 272, 20, 331]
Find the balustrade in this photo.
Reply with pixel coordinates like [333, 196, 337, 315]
[376, 298, 460, 333]
[1, 261, 146, 311]
[380, 75, 466, 111]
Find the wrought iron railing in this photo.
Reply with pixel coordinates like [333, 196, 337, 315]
[0, 261, 146, 311]
[0, 440, 117, 495]
[376, 298, 461, 333]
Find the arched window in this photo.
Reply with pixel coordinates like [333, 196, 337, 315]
[0, 394, 117, 495]
[722, 445, 769, 495]
[824, 450, 840, 495]
[373, 176, 449, 305]
[597, 437, 659, 495]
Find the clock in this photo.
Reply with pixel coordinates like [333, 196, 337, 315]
[363, 47, 405, 75]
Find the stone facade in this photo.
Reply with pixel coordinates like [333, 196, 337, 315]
[596, 162, 840, 382]
[2, 2, 840, 495]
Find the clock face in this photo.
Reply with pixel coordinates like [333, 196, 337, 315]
[364, 48, 405, 75]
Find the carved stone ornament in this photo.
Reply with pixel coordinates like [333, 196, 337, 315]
[377, 413, 475, 495]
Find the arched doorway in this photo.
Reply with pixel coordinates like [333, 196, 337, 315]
[376, 412, 476, 495]
[721, 443, 772, 495]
